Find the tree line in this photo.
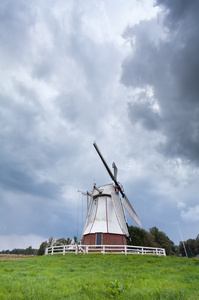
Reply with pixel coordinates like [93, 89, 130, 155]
[179, 238, 199, 257]
[0, 237, 78, 256]
[127, 226, 199, 257]
[0, 246, 38, 255]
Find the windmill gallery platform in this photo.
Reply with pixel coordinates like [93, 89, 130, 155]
[45, 143, 166, 256]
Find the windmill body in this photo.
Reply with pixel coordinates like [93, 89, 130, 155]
[81, 143, 142, 246]
[82, 183, 129, 245]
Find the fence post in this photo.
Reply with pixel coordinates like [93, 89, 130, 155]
[125, 246, 127, 255]
[63, 245, 65, 255]
[51, 246, 54, 255]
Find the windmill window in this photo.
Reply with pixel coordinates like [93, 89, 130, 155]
[96, 233, 102, 246]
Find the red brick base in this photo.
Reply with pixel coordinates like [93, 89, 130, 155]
[82, 233, 127, 245]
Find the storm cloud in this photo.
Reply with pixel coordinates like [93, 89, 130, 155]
[122, 0, 199, 164]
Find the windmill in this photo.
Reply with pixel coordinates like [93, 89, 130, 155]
[81, 142, 141, 246]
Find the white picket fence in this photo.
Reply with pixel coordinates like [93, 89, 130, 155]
[45, 244, 166, 256]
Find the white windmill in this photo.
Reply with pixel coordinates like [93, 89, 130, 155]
[81, 142, 142, 246]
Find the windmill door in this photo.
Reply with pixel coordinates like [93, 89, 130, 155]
[96, 233, 102, 246]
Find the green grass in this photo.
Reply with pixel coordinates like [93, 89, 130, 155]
[0, 254, 199, 299]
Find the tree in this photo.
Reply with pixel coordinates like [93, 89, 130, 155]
[55, 238, 68, 245]
[66, 237, 72, 245]
[186, 239, 196, 256]
[127, 226, 144, 246]
[73, 236, 78, 244]
[170, 240, 177, 255]
[48, 237, 55, 247]
[127, 226, 157, 248]
[38, 241, 48, 255]
[149, 227, 173, 255]
[179, 235, 199, 257]
[142, 231, 157, 247]
[25, 246, 32, 255]
[179, 241, 186, 256]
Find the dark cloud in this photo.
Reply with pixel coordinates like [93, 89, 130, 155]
[121, 0, 199, 163]
[128, 92, 161, 131]
[155, 0, 199, 28]
[0, 159, 59, 199]
[0, 188, 75, 237]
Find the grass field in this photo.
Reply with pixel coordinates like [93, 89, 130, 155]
[0, 254, 199, 299]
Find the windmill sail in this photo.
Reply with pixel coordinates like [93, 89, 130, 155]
[93, 142, 141, 228]
[111, 192, 129, 237]
[123, 195, 142, 228]
[93, 142, 116, 182]
[81, 190, 95, 236]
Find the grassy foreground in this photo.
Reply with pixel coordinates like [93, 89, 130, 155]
[0, 254, 199, 299]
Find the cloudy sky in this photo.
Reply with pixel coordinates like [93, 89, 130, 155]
[0, 0, 199, 250]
